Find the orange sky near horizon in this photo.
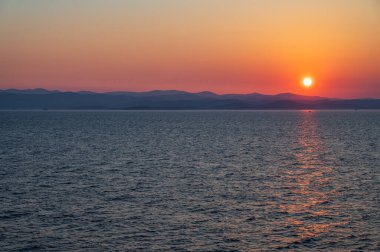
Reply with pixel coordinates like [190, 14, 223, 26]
[0, 0, 379, 98]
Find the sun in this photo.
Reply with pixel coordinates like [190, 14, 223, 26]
[303, 77, 313, 88]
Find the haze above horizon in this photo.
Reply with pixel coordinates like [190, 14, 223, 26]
[0, 0, 379, 98]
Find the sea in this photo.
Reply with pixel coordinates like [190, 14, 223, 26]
[0, 110, 379, 251]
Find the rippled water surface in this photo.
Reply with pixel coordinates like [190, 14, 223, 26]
[0, 110, 379, 251]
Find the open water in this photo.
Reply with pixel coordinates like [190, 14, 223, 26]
[0, 110, 379, 251]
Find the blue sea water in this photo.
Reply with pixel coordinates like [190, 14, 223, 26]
[0, 110, 379, 251]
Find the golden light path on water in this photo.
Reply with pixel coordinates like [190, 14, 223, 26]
[274, 111, 349, 248]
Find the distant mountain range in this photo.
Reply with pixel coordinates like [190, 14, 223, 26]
[0, 88, 379, 109]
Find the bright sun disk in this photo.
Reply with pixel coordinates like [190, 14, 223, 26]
[303, 77, 313, 87]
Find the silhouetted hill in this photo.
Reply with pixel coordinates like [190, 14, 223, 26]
[0, 89, 379, 109]
[0, 88, 60, 94]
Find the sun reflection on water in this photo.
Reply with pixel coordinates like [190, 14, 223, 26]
[275, 111, 347, 247]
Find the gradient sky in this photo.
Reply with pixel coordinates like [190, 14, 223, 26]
[0, 0, 379, 97]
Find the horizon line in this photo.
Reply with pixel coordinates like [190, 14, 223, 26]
[2, 87, 379, 100]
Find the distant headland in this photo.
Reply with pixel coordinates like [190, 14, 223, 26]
[0, 88, 379, 110]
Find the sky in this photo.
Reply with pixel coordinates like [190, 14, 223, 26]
[0, 0, 379, 98]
